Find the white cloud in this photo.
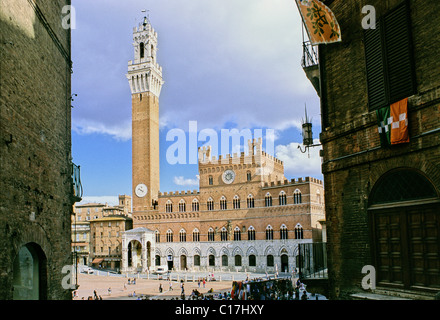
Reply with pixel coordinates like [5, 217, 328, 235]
[275, 139, 323, 179]
[72, 0, 322, 146]
[72, 119, 132, 141]
[173, 175, 200, 187]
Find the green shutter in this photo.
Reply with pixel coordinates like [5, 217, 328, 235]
[364, 0, 416, 111]
[383, 1, 416, 104]
[364, 22, 388, 111]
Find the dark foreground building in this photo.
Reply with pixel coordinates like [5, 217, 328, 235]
[0, 0, 80, 299]
[304, 0, 440, 299]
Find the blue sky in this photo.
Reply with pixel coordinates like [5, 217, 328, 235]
[71, 0, 322, 206]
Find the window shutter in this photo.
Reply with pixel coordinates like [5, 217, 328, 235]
[364, 0, 416, 111]
[364, 23, 388, 110]
[383, 1, 416, 103]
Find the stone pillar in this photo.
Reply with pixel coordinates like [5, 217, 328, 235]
[121, 235, 128, 273]
[141, 235, 147, 272]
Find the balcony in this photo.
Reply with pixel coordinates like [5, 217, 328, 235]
[301, 41, 320, 96]
[72, 162, 83, 203]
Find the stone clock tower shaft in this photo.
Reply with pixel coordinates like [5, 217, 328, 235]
[127, 16, 163, 212]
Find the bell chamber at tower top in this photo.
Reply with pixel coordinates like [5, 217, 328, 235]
[126, 17, 164, 97]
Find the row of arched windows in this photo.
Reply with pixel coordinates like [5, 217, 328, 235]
[156, 224, 304, 243]
[163, 190, 306, 213]
[156, 254, 281, 268]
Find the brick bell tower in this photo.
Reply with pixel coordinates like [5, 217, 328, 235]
[127, 16, 163, 213]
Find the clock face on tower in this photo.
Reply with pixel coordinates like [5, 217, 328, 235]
[135, 183, 148, 198]
[222, 170, 236, 184]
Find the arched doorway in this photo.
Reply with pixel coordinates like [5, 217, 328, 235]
[13, 243, 47, 300]
[281, 254, 289, 272]
[368, 169, 440, 290]
[180, 255, 187, 270]
[128, 240, 142, 271]
[167, 254, 174, 270]
[208, 255, 215, 267]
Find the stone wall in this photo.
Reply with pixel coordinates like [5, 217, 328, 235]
[319, 0, 440, 299]
[0, 0, 73, 299]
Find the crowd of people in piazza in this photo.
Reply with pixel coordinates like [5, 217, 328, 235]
[73, 269, 324, 300]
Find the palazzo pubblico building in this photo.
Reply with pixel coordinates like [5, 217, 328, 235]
[120, 17, 325, 274]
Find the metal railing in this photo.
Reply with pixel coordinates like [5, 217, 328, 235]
[301, 41, 319, 68]
[298, 242, 327, 279]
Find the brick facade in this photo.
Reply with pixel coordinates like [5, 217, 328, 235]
[0, 0, 74, 299]
[317, 0, 440, 299]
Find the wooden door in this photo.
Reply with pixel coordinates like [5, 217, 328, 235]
[370, 203, 440, 290]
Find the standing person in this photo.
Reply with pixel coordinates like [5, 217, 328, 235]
[169, 281, 173, 291]
[203, 278, 205, 288]
[181, 283, 185, 300]
[93, 290, 98, 300]
[108, 287, 112, 296]
[159, 283, 163, 293]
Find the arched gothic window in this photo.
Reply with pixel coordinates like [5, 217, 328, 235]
[294, 189, 302, 204]
[233, 195, 240, 209]
[248, 226, 256, 240]
[266, 225, 274, 240]
[179, 199, 186, 212]
[220, 227, 228, 241]
[207, 197, 214, 211]
[192, 229, 200, 242]
[233, 226, 241, 241]
[165, 200, 173, 213]
[166, 229, 173, 242]
[220, 196, 227, 210]
[179, 229, 186, 242]
[279, 191, 287, 205]
[140, 42, 145, 58]
[265, 192, 273, 207]
[192, 198, 199, 211]
[208, 228, 215, 241]
[295, 224, 304, 239]
[280, 224, 288, 240]
[247, 194, 255, 208]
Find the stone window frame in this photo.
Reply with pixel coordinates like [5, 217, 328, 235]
[220, 195, 227, 210]
[266, 225, 274, 240]
[166, 229, 174, 242]
[279, 190, 287, 206]
[178, 199, 186, 212]
[265, 192, 273, 207]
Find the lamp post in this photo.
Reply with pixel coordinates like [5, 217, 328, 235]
[298, 106, 321, 157]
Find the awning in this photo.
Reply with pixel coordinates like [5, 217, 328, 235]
[92, 258, 104, 264]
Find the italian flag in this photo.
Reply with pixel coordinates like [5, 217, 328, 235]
[376, 98, 409, 146]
